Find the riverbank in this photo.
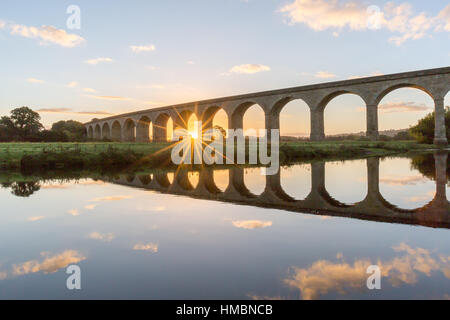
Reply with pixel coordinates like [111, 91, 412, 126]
[0, 140, 436, 172]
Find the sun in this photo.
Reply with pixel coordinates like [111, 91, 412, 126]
[189, 130, 198, 139]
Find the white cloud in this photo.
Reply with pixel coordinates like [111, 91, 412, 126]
[83, 88, 96, 93]
[87, 95, 132, 101]
[348, 71, 384, 79]
[84, 57, 113, 65]
[315, 71, 336, 79]
[66, 81, 78, 88]
[67, 209, 79, 216]
[26, 78, 45, 84]
[130, 44, 156, 53]
[37, 108, 113, 116]
[232, 220, 273, 229]
[89, 195, 133, 202]
[222, 64, 271, 75]
[9, 23, 84, 47]
[88, 232, 115, 242]
[12, 250, 86, 275]
[133, 242, 158, 252]
[137, 84, 165, 89]
[379, 101, 431, 113]
[280, 0, 368, 31]
[437, 5, 450, 31]
[28, 216, 45, 222]
[380, 175, 427, 186]
[279, 1, 450, 45]
[284, 243, 450, 300]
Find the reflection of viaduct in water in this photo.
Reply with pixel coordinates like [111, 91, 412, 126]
[107, 153, 450, 229]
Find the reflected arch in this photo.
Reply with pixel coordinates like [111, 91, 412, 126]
[213, 169, 229, 192]
[281, 164, 311, 200]
[379, 157, 436, 210]
[112, 121, 121, 141]
[123, 119, 136, 142]
[244, 167, 266, 196]
[325, 160, 368, 205]
[102, 123, 111, 140]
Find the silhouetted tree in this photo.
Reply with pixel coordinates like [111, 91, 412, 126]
[9, 181, 41, 197]
[10, 107, 44, 140]
[0, 107, 44, 141]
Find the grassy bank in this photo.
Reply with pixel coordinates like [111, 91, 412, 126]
[0, 140, 436, 171]
[278, 140, 434, 163]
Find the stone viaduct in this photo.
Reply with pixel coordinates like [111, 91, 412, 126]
[85, 67, 450, 145]
[105, 152, 449, 229]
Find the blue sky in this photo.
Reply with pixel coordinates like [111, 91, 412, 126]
[0, 0, 449, 134]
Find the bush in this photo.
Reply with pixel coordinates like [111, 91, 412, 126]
[409, 107, 450, 144]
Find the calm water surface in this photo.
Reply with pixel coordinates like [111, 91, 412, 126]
[0, 152, 448, 299]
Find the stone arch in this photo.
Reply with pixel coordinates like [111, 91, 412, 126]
[94, 124, 101, 140]
[173, 110, 194, 130]
[102, 123, 111, 140]
[154, 113, 171, 142]
[230, 101, 259, 129]
[271, 96, 311, 139]
[123, 119, 136, 142]
[377, 86, 435, 137]
[230, 101, 265, 136]
[317, 90, 367, 112]
[136, 116, 151, 142]
[374, 83, 434, 106]
[111, 121, 121, 141]
[87, 126, 94, 139]
[321, 92, 367, 137]
[200, 105, 229, 140]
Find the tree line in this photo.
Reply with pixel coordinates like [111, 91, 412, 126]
[0, 107, 86, 142]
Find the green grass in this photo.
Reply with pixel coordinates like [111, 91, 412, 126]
[0, 140, 436, 171]
[279, 140, 434, 163]
[0, 142, 171, 167]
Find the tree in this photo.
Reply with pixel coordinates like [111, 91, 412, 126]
[0, 107, 44, 141]
[9, 181, 41, 197]
[409, 107, 450, 144]
[10, 106, 44, 139]
[0, 116, 16, 141]
[51, 120, 86, 141]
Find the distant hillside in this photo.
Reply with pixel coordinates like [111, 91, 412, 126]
[329, 128, 409, 138]
[281, 128, 409, 140]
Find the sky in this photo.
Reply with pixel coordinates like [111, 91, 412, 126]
[0, 0, 449, 135]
